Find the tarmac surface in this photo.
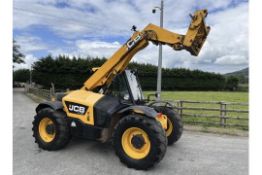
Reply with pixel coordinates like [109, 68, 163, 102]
[13, 88, 248, 175]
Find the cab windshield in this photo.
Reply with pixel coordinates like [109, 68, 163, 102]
[125, 70, 144, 101]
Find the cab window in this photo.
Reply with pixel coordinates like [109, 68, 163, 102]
[105, 75, 131, 101]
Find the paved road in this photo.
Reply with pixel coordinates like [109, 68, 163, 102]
[13, 88, 248, 175]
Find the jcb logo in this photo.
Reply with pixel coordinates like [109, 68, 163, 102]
[65, 101, 88, 115]
[126, 34, 143, 50]
[69, 105, 86, 114]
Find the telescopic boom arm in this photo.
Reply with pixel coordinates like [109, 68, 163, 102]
[83, 9, 210, 91]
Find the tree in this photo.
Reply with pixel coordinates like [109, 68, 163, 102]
[31, 55, 227, 91]
[225, 76, 239, 91]
[13, 69, 30, 82]
[13, 40, 25, 64]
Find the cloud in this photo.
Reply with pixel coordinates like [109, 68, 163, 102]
[68, 40, 121, 58]
[51, 2, 249, 74]
[196, 0, 232, 11]
[14, 0, 141, 38]
[14, 0, 238, 38]
[15, 35, 48, 53]
[161, 3, 249, 73]
[215, 55, 248, 65]
[13, 54, 38, 70]
[13, 0, 249, 73]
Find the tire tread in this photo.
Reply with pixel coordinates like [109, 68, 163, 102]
[32, 108, 70, 151]
[113, 114, 167, 170]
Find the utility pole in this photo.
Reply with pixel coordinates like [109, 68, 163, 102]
[30, 64, 32, 87]
[152, 0, 164, 101]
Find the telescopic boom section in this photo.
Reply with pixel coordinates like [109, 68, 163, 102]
[83, 9, 210, 91]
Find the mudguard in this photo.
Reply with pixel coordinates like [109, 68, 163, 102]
[35, 101, 64, 113]
[117, 105, 158, 119]
[116, 105, 167, 129]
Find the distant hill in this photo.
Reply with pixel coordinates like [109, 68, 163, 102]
[225, 67, 248, 77]
[224, 68, 249, 84]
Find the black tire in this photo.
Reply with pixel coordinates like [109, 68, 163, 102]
[32, 108, 71, 150]
[113, 114, 167, 170]
[155, 107, 183, 145]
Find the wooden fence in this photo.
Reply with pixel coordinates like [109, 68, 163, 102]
[26, 84, 55, 101]
[174, 100, 248, 129]
[25, 86, 249, 130]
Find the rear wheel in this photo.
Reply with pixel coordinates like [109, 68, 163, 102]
[155, 107, 183, 145]
[32, 108, 71, 150]
[113, 114, 167, 170]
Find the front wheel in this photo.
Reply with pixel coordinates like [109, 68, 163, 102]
[32, 108, 71, 150]
[113, 114, 167, 170]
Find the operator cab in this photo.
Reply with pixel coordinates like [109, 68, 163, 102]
[105, 70, 145, 104]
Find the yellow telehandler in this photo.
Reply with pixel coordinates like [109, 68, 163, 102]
[32, 9, 210, 170]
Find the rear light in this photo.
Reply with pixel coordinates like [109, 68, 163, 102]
[157, 113, 167, 120]
[157, 113, 163, 118]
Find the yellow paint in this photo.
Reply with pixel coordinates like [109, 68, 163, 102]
[166, 118, 173, 137]
[38, 117, 56, 142]
[62, 90, 104, 125]
[183, 10, 210, 55]
[156, 114, 167, 130]
[81, 9, 209, 91]
[91, 67, 100, 72]
[143, 23, 183, 45]
[121, 127, 151, 160]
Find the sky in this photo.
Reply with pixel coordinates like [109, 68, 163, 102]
[13, 0, 249, 74]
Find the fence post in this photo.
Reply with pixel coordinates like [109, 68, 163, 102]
[176, 101, 181, 117]
[50, 83, 55, 101]
[25, 83, 29, 93]
[220, 102, 226, 127]
[220, 102, 223, 126]
[223, 103, 227, 127]
[179, 101, 183, 118]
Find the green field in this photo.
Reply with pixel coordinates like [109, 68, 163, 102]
[145, 91, 248, 102]
[144, 91, 249, 130]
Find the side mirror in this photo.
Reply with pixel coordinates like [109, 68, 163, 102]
[123, 94, 130, 101]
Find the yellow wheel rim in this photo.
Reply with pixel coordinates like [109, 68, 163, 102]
[166, 118, 173, 137]
[121, 127, 151, 160]
[38, 117, 56, 142]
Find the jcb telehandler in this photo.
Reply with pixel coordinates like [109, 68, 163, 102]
[32, 9, 210, 170]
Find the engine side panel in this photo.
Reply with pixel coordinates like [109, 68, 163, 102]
[62, 90, 104, 125]
[93, 95, 128, 127]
